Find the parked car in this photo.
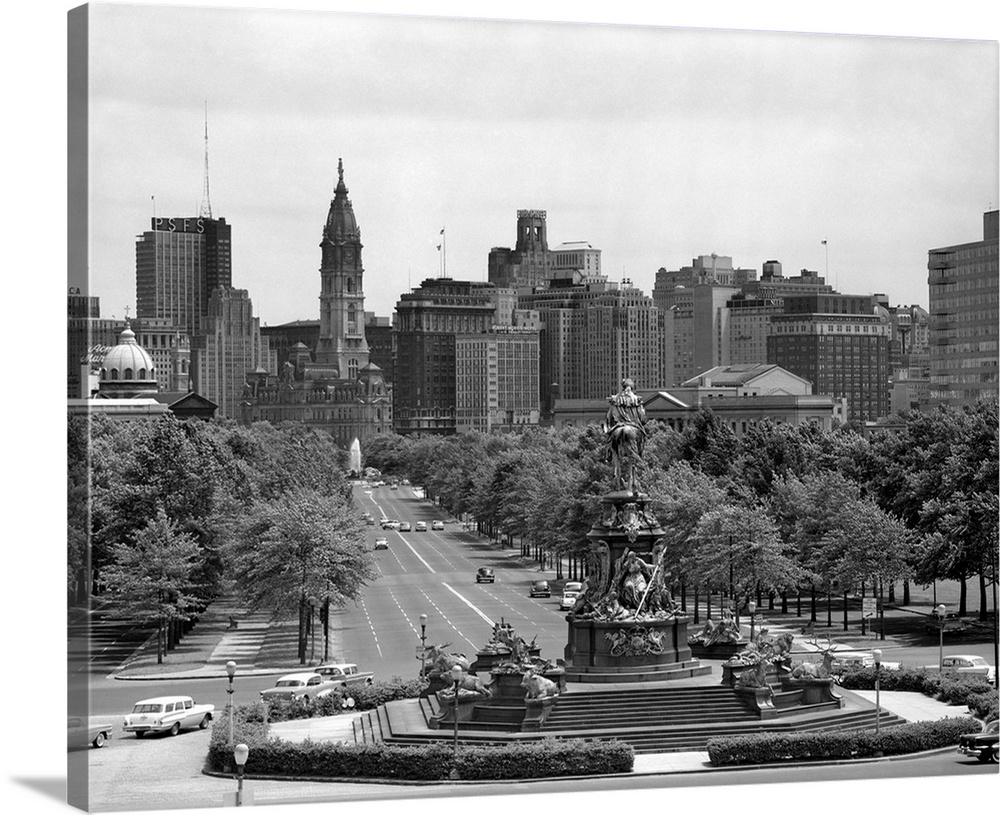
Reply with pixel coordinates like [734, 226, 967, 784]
[401, 479, 410, 485]
[314, 662, 375, 690]
[365, 516, 376, 525]
[399, 521, 412, 532]
[559, 581, 584, 610]
[476, 567, 495, 584]
[259, 672, 337, 703]
[925, 612, 968, 634]
[957, 718, 999, 763]
[431, 520, 445, 531]
[68, 716, 112, 749]
[122, 695, 214, 738]
[530, 580, 551, 598]
[933, 654, 997, 681]
[374, 537, 389, 550]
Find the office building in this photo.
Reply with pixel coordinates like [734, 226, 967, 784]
[926, 209, 999, 406]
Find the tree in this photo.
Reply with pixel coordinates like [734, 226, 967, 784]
[100, 507, 204, 664]
[224, 486, 375, 663]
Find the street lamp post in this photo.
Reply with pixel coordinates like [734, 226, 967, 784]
[748, 600, 757, 643]
[873, 649, 882, 734]
[419, 614, 428, 679]
[935, 604, 946, 674]
[451, 664, 463, 754]
[233, 743, 249, 807]
[225, 661, 236, 747]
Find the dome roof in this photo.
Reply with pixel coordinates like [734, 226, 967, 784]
[322, 158, 360, 241]
[101, 323, 156, 381]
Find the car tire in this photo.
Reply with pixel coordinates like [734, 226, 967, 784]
[977, 750, 992, 763]
[199, 715, 210, 730]
[92, 732, 106, 749]
[169, 722, 180, 737]
[135, 731, 144, 739]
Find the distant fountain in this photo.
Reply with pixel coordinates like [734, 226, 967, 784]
[348, 437, 361, 477]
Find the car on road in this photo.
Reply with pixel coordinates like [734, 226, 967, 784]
[957, 718, 999, 763]
[559, 581, 584, 610]
[476, 567, 495, 584]
[931, 654, 997, 681]
[390, 483, 398, 490]
[415, 521, 427, 532]
[314, 662, 375, 690]
[431, 520, 445, 531]
[530, 579, 551, 598]
[374, 536, 389, 550]
[259, 672, 338, 703]
[925, 612, 968, 634]
[381, 519, 401, 530]
[399, 521, 412, 532]
[828, 651, 901, 678]
[68, 716, 113, 749]
[122, 695, 214, 738]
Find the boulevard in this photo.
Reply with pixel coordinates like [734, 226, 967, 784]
[67, 481, 997, 815]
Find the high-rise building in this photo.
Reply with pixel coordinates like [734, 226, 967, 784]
[488, 209, 551, 289]
[67, 289, 122, 397]
[520, 273, 662, 409]
[135, 215, 232, 336]
[767, 293, 891, 423]
[192, 287, 272, 419]
[926, 209, 999, 407]
[393, 278, 498, 435]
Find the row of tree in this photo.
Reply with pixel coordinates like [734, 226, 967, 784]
[364, 400, 998, 621]
[68, 415, 376, 663]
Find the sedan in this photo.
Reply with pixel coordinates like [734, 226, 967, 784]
[374, 537, 389, 550]
[68, 716, 113, 749]
[530, 580, 551, 598]
[415, 521, 427, 532]
[399, 522, 412, 532]
[935, 654, 996, 681]
[957, 718, 999, 763]
[476, 567, 495, 584]
[431, 520, 445, 531]
[122, 696, 214, 738]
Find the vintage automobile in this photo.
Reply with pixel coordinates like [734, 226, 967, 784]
[925, 612, 968, 634]
[374, 536, 389, 550]
[122, 696, 214, 738]
[68, 716, 113, 749]
[476, 567, 495, 584]
[259, 672, 340, 702]
[381, 519, 401, 531]
[314, 662, 375, 690]
[933, 654, 997, 681]
[399, 521, 412, 532]
[828, 651, 901, 678]
[957, 718, 999, 763]
[415, 521, 427, 532]
[431, 520, 445, 531]
[559, 581, 584, 610]
[530, 579, 551, 598]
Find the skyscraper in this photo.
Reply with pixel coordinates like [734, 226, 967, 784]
[927, 209, 999, 407]
[135, 215, 232, 336]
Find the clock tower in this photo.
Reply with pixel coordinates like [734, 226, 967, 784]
[315, 158, 370, 379]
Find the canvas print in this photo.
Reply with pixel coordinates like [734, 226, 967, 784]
[63, 3, 998, 814]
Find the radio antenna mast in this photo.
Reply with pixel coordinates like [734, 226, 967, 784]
[199, 101, 212, 219]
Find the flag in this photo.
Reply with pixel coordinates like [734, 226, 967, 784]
[821, 240, 827, 245]
[440, 228, 445, 235]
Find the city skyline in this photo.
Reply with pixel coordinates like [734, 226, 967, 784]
[81, 3, 998, 328]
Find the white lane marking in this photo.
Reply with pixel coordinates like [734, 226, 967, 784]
[442, 582, 494, 627]
[392, 531, 436, 573]
[418, 587, 478, 651]
[358, 598, 383, 658]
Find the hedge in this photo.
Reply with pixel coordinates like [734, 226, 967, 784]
[707, 717, 978, 766]
[208, 705, 634, 780]
[259, 676, 426, 722]
[836, 666, 998, 710]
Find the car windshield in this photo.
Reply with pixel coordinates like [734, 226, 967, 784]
[275, 680, 303, 687]
[132, 704, 163, 714]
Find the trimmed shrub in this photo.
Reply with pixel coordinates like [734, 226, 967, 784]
[966, 691, 1000, 722]
[454, 739, 634, 780]
[707, 717, 977, 766]
[258, 675, 426, 722]
[837, 666, 998, 710]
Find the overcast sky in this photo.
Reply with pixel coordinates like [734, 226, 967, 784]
[82, 2, 998, 327]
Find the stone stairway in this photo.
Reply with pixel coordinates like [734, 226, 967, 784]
[351, 685, 908, 754]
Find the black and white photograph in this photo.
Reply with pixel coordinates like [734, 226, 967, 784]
[5, 2, 1000, 815]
